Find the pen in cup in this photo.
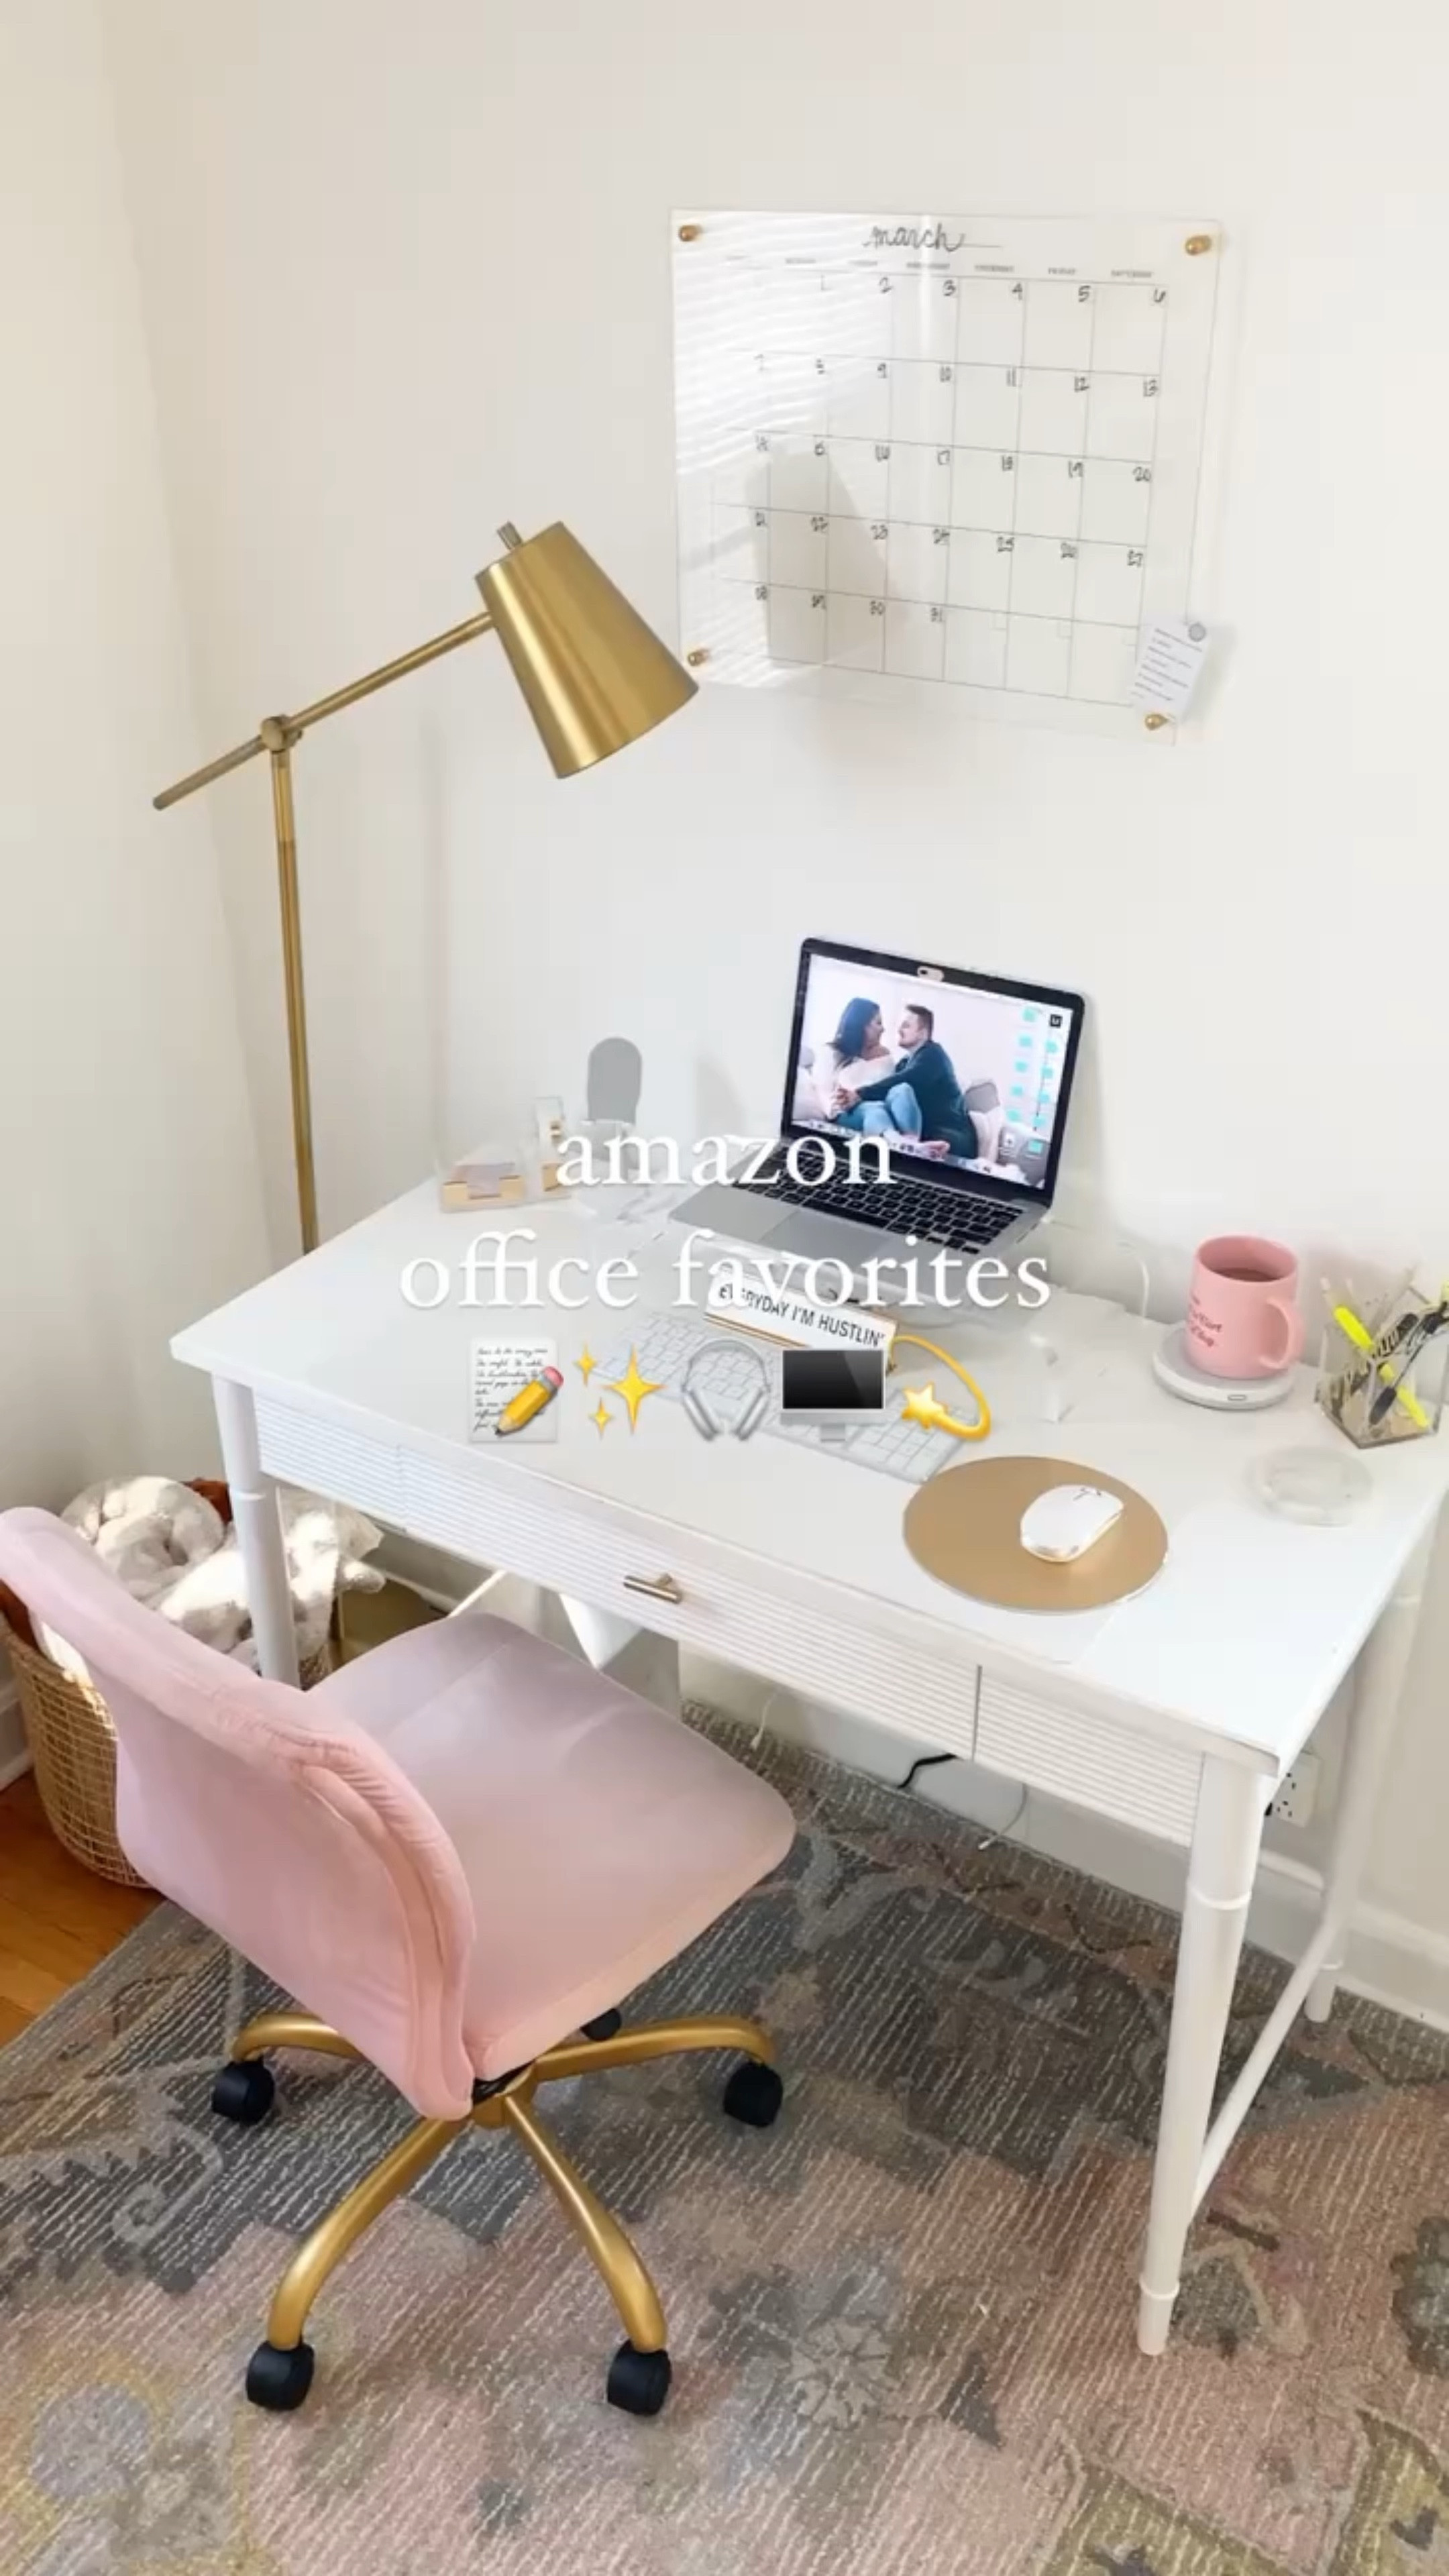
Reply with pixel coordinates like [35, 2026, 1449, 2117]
[495, 1366, 564, 1436]
[1367, 1306, 1447, 1431]
[1329, 1300, 1430, 1432]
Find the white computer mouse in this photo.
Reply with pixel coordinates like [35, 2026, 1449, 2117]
[1019, 1482, 1124, 1563]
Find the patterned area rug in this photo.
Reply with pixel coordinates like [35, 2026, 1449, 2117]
[1, 1711, 1448, 2575]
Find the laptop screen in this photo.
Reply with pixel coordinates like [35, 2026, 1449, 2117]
[786, 945, 1079, 1193]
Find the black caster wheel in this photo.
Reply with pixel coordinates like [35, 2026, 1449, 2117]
[581, 2009, 623, 2041]
[211, 2060, 276, 2127]
[606, 2339, 672, 2416]
[722, 2057, 784, 2129]
[246, 2339, 315, 2412]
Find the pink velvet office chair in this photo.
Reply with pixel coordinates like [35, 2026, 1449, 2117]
[0, 1509, 794, 2418]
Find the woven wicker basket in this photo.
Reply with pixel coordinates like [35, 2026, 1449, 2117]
[0, 1540, 333, 1890]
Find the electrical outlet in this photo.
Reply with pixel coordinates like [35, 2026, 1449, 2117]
[1269, 1752, 1321, 1826]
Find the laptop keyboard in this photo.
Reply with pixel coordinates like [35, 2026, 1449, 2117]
[739, 1152, 1019, 1253]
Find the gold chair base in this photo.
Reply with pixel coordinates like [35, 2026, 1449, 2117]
[227, 2007, 776, 2382]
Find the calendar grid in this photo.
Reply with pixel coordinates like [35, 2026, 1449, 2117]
[1136, 290, 1169, 614]
[1062, 284, 1096, 692]
[753, 347, 1176, 381]
[1000, 290, 1024, 655]
[675, 211, 1220, 736]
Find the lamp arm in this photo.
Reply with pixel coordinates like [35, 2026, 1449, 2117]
[152, 606, 495, 809]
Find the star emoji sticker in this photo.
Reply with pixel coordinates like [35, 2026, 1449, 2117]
[901, 1381, 955, 1432]
[608, 1348, 665, 1432]
[590, 1399, 613, 1436]
[576, 1346, 598, 1385]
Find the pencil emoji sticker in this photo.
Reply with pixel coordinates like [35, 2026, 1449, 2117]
[495, 1366, 564, 1437]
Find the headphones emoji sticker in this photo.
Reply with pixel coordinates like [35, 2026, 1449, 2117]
[680, 1342, 773, 1441]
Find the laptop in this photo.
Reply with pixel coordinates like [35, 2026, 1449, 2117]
[672, 936, 1085, 1284]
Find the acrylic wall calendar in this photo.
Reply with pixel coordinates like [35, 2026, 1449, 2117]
[673, 211, 1221, 737]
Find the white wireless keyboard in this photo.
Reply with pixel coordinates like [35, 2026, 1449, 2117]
[593, 1310, 959, 1486]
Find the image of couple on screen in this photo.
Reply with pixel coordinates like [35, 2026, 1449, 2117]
[814, 998, 966, 1158]
[792, 978, 1038, 1184]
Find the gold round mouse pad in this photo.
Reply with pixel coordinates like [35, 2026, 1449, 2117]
[903, 1456, 1167, 1611]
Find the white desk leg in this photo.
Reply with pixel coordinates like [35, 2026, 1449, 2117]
[214, 1378, 299, 1687]
[1307, 1526, 1434, 2025]
[559, 1595, 680, 1715]
[1137, 1759, 1267, 2356]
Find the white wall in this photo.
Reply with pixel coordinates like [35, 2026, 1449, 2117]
[101, 0, 1449, 1985]
[0, 3, 270, 1578]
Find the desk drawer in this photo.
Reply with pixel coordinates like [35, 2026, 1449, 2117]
[256, 1397, 408, 1525]
[976, 1675, 1201, 1845]
[397, 1449, 980, 1756]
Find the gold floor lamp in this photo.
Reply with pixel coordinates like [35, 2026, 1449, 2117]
[155, 523, 697, 1253]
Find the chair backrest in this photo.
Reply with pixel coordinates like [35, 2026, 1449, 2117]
[0, 1509, 478, 2118]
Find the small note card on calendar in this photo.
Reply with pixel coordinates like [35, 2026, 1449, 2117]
[470, 1338, 559, 1442]
[1130, 618, 1210, 718]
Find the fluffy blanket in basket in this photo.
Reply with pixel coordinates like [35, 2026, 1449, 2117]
[40, 1475, 384, 1676]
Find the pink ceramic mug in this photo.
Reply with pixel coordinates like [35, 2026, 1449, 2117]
[1186, 1235, 1305, 1379]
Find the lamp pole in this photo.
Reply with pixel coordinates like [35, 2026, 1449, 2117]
[155, 610, 496, 1254]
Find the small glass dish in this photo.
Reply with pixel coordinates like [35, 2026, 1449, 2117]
[1253, 1446, 1371, 1525]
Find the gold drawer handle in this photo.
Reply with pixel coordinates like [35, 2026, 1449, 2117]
[623, 1572, 684, 1604]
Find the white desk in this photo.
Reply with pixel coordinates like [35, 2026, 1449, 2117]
[172, 1185, 1447, 2353]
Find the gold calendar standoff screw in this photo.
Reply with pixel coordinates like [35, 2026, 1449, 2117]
[1143, 711, 1171, 731]
[678, 223, 703, 242]
[686, 647, 710, 667]
[1184, 234, 1214, 255]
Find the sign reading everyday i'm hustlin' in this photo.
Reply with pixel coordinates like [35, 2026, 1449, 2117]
[705, 1274, 896, 1352]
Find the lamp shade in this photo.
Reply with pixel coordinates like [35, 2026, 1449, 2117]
[476, 523, 697, 778]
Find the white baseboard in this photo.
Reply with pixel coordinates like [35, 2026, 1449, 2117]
[924, 1751, 1449, 2033]
[687, 1663, 1449, 2036]
[0, 1681, 30, 1790]
[374, 1533, 479, 1608]
[1244, 1847, 1449, 2032]
[378, 1550, 1449, 2036]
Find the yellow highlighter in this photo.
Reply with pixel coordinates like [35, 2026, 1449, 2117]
[1332, 1305, 1430, 1432]
[495, 1366, 564, 1436]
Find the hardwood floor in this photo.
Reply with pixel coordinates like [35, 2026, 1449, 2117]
[0, 1772, 158, 2042]
[0, 1576, 441, 2040]
[0, 1581, 442, 2045]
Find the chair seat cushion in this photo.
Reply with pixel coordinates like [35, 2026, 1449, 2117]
[314, 1610, 795, 2077]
